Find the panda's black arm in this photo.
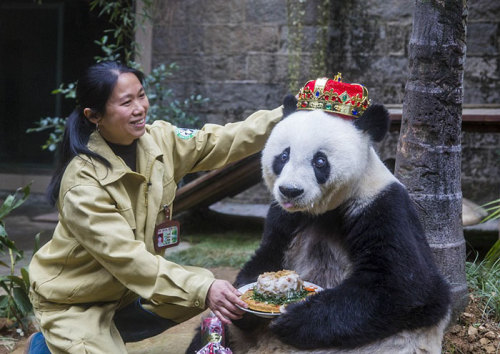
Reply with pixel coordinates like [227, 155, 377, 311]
[270, 273, 397, 349]
[234, 202, 300, 288]
[271, 267, 448, 349]
[270, 184, 451, 349]
[232, 203, 300, 330]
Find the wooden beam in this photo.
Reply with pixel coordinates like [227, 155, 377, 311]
[388, 106, 500, 132]
[173, 153, 262, 216]
[173, 107, 500, 216]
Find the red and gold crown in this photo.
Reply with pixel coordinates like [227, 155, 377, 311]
[296, 73, 370, 119]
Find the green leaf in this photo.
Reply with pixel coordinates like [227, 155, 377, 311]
[0, 280, 10, 294]
[481, 199, 500, 223]
[5, 275, 26, 290]
[0, 185, 31, 219]
[0, 295, 8, 312]
[12, 287, 32, 316]
[0, 238, 18, 251]
[485, 239, 500, 267]
[20, 267, 30, 288]
[33, 233, 42, 254]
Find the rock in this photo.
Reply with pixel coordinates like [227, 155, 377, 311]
[479, 337, 490, 345]
[468, 326, 479, 342]
[462, 198, 488, 226]
[468, 325, 478, 336]
[462, 312, 474, 319]
[485, 345, 496, 353]
[485, 331, 497, 339]
[450, 324, 462, 334]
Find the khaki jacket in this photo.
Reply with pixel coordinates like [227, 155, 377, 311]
[29, 107, 282, 312]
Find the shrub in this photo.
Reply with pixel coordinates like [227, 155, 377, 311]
[0, 185, 39, 334]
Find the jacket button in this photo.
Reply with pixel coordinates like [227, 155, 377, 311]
[194, 300, 200, 307]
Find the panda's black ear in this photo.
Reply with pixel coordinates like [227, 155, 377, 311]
[354, 104, 390, 142]
[282, 94, 298, 118]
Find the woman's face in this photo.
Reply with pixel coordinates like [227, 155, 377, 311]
[95, 72, 149, 145]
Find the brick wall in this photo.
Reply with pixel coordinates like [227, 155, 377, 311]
[152, 0, 499, 205]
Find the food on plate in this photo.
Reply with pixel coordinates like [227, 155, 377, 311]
[240, 270, 318, 313]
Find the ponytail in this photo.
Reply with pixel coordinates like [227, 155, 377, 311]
[46, 61, 144, 205]
[46, 109, 110, 205]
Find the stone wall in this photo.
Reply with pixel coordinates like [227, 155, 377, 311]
[152, 0, 499, 205]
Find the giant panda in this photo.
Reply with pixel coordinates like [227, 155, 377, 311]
[228, 90, 451, 353]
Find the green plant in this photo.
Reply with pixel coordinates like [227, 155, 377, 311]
[89, 0, 137, 63]
[145, 63, 209, 128]
[286, 0, 331, 93]
[311, 0, 331, 79]
[286, 0, 306, 94]
[480, 198, 500, 267]
[28, 1, 208, 151]
[482, 199, 500, 223]
[0, 185, 39, 333]
[462, 198, 500, 324]
[466, 256, 500, 322]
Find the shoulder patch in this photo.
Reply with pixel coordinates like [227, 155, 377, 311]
[175, 127, 198, 140]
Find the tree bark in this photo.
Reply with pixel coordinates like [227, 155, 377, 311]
[395, 0, 468, 317]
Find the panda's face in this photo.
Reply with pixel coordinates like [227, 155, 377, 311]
[262, 110, 371, 215]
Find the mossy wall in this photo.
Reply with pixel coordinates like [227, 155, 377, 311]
[152, 0, 499, 204]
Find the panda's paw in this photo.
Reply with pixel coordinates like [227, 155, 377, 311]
[232, 312, 268, 330]
[269, 305, 315, 349]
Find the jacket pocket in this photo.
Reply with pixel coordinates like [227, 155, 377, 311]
[118, 207, 136, 230]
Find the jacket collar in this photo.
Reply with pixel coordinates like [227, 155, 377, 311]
[87, 130, 163, 186]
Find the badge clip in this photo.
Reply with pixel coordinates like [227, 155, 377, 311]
[154, 205, 180, 252]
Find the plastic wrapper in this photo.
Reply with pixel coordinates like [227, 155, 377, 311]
[196, 313, 232, 354]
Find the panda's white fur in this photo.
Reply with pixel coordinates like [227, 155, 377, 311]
[229, 317, 450, 354]
[261, 110, 398, 215]
[228, 100, 451, 354]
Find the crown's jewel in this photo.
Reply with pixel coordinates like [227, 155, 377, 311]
[296, 73, 370, 119]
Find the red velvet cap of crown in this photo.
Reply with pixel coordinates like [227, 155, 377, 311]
[296, 74, 370, 119]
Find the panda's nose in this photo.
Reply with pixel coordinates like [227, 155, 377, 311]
[279, 186, 304, 198]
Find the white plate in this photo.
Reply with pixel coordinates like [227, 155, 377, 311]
[236, 281, 323, 319]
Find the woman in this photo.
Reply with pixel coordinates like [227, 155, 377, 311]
[27, 61, 283, 353]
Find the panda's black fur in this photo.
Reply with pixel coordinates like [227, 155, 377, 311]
[227, 95, 451, 353]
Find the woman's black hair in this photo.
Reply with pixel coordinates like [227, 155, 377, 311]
[47, 61, 145, 205]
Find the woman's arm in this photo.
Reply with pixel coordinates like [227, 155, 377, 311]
[148, 107, 283, 182]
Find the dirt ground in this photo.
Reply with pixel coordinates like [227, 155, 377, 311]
[443, 293, 500, 353]
[4, 266, 499, 353]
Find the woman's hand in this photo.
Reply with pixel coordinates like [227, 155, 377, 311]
[206, 279, 247, 324]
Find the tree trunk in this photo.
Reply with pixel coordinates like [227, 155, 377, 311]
[395, 0, 468, 317]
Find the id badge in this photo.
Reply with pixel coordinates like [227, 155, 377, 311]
[154, 206, 180, 252]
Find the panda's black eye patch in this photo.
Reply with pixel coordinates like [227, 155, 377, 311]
[312, 151, 330, 184]
[313, 155, 327, 168]
[273, 147, 290, 175]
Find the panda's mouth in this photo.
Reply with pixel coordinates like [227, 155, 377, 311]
[275, 183, 316, 212]
[279, 198, 308, 212]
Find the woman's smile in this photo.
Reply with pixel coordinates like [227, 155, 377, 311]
[96, 72, 150, 145]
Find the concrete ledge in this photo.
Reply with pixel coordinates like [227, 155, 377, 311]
[0, 173, 51, 194]
[209, 201, 269, 219]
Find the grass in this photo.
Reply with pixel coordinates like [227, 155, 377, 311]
[466, 255, 500, 322]
[166, 231, 261, 268]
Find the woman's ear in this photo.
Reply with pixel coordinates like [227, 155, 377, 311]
[83, 108, 100, 125]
